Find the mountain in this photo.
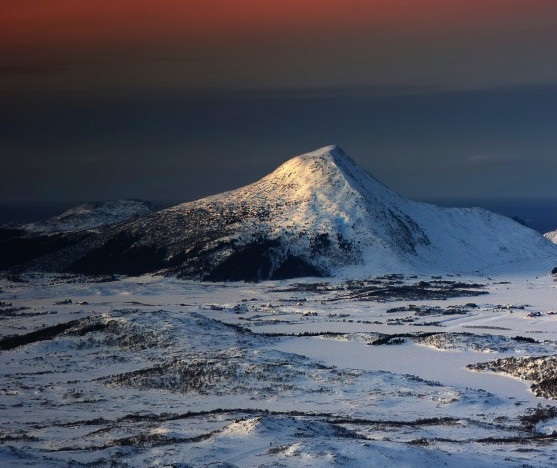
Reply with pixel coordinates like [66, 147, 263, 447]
[544, 229, 557, 245]
[3, 146, 557, 280]
[22, 200, 159, 233]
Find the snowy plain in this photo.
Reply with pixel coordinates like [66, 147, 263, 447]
[2, 270, 557, 467]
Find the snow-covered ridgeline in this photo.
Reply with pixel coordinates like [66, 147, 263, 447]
[22, 200, 158, 233]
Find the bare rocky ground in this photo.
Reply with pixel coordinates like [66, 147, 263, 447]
[2, 272, 557, 467]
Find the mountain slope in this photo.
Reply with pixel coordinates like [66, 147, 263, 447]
[10, 146, 557, 280]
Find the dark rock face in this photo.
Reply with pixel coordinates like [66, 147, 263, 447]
[202, 239, 324, 282]
[271, 255, 324, 280]
[67, 232, 171, 277]
[0, 228, 89, 271]
[202, 240, 282, 282]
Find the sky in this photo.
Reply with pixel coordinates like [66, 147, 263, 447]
[2, 0, 557, 229]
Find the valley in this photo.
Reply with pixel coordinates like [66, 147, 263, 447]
[2, 271, 557, 467]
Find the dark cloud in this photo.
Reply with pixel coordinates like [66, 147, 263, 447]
[460, 154, 517, 174]
[0, 65, 64, 75]
[1, 85, 557, 206]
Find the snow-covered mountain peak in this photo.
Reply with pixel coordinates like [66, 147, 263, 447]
[281, 144, 354, 169]
[259, 146, 352, 200]
[8, 146, 557, 280]
[160, 146, 557, 278]
[194, 145, 405, 249]
[260, 144, 385, 194]
[222, 145, 401, 221]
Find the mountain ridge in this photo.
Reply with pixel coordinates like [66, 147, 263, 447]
[21, 199, 158, 233]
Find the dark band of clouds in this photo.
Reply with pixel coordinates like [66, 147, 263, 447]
[1, 84, 557, 203]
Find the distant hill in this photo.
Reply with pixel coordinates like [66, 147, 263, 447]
[21, 200, 158, 233]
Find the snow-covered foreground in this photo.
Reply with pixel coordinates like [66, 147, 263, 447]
[1, 272, 557, 467]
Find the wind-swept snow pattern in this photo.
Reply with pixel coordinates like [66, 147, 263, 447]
[3, 145, 556, 280]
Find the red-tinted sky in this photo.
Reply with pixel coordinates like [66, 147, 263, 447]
[3, 0, 557, 94]
[4, 0, 555, 44]
[2, 1, 557, 212]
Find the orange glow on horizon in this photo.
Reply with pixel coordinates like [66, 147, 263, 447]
[4, 0, 556, 52]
